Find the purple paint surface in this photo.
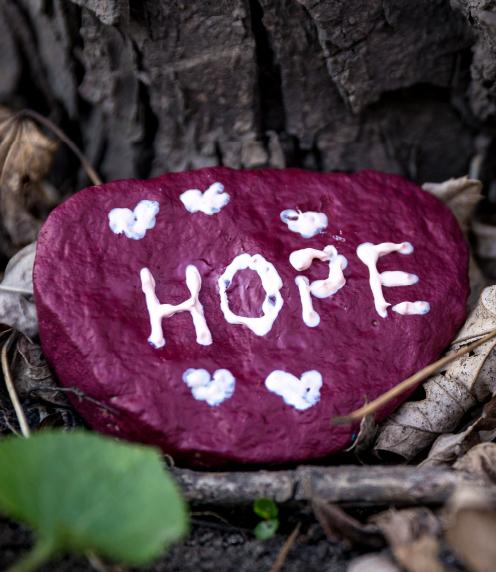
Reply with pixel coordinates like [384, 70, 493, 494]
[34, 168, 469, 467]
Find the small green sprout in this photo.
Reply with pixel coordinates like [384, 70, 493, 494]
[253, 498, 279, 540]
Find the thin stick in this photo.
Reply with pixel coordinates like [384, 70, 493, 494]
[332, 328, 496, 426]
[18, 109, 103, 186]
[1, 332, 30, 437]
[270, 523, 301, 572]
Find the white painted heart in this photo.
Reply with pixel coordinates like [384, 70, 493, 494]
[180, 182, 230, 215]
[265, 370, 323, 410]
[182, 368, 235, 406]
[280, 209, 328, 238]
[108, 199, 159, 240]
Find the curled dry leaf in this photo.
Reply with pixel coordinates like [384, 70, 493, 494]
[0, 107, 58, 254]
[453, 442, 496, 484]
[372, 508, 443, 572]
[423, 176, 486, 310]
[345, 414, 378, 462]
[422, 177, 482, 235]
[445, 485, 496, 572]
[421, 398, 496, 468]
[12, 335, 67, 406]
[311, 499, 385, 549]
[0, 242, 37, 336]
[375, 286, 496, 461]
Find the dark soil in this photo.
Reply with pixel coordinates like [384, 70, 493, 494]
[0, 515, 351, 571]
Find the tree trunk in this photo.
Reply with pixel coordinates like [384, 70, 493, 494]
[1, 0, 495, 187]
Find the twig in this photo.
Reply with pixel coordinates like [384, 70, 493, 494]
[270, 523, 301, 572]
[1, 332, 30, 437]
[17, 109, 102, 186]
[332, 328, 496, 426]
[173, 465, 491, 506]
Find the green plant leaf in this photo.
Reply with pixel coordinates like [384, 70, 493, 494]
[254, 519, 279, 540]
[253, 498, 278, 520]
[0, 430, 188, 567]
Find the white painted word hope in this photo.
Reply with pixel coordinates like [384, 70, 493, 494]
[140, 241, 430, 349]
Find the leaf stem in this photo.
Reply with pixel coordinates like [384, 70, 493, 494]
[332, 328, 496, 425]
[1, 332, 30, 437]
[6, 539, 56, 572]
[17, 109, 103, 187]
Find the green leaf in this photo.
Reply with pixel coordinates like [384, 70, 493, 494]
[0, 430, 188, 567]
[254, 519, 279, 540]
[253, 498, 278, 520]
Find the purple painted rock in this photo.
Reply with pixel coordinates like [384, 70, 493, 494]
[34, 168, 469, 467]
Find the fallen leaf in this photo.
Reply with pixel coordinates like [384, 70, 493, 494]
[11, 335, 65, 404]
[373, 508, 444, 572]
[373, 507, 441, 544]
[423, 176, 486, 310]
[0, 430, 188, 566]
[422, 177, 482, 235]
[0, 107, 58, 253]
[445, 486, 496, 572]
[347, 553, 401, 572]
[453, 442, 496, 483]
[421, 398, 496, 468]
[346, 414, 378, 463]
[312, 499, 385, 549]
[0, 242, 36, 336]
[375, 286, 496, 461]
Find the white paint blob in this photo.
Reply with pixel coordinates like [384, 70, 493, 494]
[291, 245, 347, 328]
[289, 247, 332, 272]
[182, 368, 235, 406]
[280, 209, 328, 238]
[140, 265, 212, 349]
[180, 182, 230, 215]
[108, 200, 159, 240]
[218, 253, 283, 336]
[392, 301, 431, 315]
[309, 247, 348, 299]
[265, 370, 323, 411]
[356, 241, 430, 318]
[294, 276, 320, 327]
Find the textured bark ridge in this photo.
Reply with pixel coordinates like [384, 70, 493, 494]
[0, 1, 493, 184]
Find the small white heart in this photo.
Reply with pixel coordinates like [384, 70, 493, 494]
[265, 370, 322, 410]
[108, 199, 159, 240]
[182, 368, 235, 406]
[180, 182, 230, 215]
[280, 209, 328, 238]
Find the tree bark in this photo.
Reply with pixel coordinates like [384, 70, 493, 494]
[0, 1, 494, 186]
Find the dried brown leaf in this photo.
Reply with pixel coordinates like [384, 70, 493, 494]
[345, 414, 378, 462]
[0, 107, 58, 249]
[421, 398, 496, 469]
[312, 499, 385, 549]
[0, 242, 37, 336]
[422, 176, 482, 235]
[453, 442, 496, 484]
[445, 486, 496, 572]
[12, 335, 67, 406]
[347, 553, 401, 572]
[373, 508, 444, 572]
[375, 286, 496, 461]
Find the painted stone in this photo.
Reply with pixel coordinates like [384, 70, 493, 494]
[34, 168, 469, 467]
